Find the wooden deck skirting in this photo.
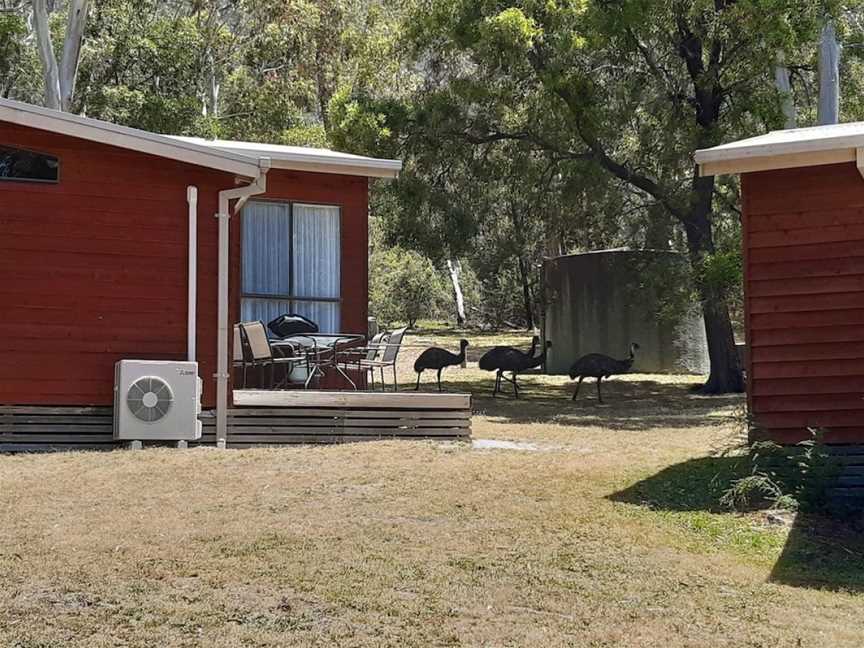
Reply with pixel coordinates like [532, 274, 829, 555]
[0, 392, 472, 452]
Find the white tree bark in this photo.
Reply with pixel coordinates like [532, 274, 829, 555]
[447, 258, 466, 327]
[59, 0, 88, 111]
[30, 0, 89, 111]
[818, 20, 841, 126]
[31, 0, 61, 110]
[773, 52, 796, 129]
[208, 55, 220, 118]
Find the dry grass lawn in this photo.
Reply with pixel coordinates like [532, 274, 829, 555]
[2, 329, 864, 646]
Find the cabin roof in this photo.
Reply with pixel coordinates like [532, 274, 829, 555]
[695, 121, 864, 177]
[170, 136, 402, 178]
[0, 97, 401, 179]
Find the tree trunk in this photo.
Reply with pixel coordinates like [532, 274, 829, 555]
[685, 175, 744, 394]
[59, 0, 89, 111]
[517, 254, 534, 331]
[446, 258, 466, 326]
[818, 20, 840, 126]
[32, 0, 61, 110]
[774, 52, 796, 129]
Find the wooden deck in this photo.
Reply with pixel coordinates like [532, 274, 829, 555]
[222, 390, 471, 447]
[0, 391, 472, 452]
[233, 389, 470, 409]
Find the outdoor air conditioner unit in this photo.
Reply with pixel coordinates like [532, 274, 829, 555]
[113, 360, 202, 441]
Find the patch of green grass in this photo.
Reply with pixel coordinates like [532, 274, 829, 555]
[629, 507, 787, 563]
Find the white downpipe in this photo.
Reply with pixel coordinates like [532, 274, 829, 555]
[215, 161, 270, 447]
[187, 186, 198, 363]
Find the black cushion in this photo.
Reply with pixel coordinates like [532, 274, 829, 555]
[267, 313, 319, 338]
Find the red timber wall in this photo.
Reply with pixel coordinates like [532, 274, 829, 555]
[0, 123, 368, 408]
[742, 162, 864, 444]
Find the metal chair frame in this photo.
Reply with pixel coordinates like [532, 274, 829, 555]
[238, 321, 303, 389]
[357, 327, 407, 391]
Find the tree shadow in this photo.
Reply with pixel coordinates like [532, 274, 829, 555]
[443, 375, 743, 431]
[608, 455, 750, 512]
[769, 513, 864, 592]
[609, 456, 864, 592]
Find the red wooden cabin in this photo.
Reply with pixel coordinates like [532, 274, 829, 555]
[0, 98, 401, 442]
[697, 127, 864, 445]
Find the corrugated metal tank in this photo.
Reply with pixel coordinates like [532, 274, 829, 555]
[543, 249, 709, 375]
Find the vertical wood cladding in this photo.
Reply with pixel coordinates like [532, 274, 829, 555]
[743, 162, 864, 444]
[0, 122, 369, 407]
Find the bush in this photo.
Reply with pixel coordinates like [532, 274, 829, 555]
[720, 431, 839, 513]
[370, 246, 449, 328]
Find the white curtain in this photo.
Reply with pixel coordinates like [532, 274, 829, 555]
[293, 204, 340, 299]
[292, 204, 340, 331]
[241, 297, 293, 327]
[242, 201, 290, 296]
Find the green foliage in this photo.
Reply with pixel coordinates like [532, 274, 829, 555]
[10, 0, 864, 347]
[721, 432, 840, 513]
[369, 246, 450, 328]
[700, 250, 744, 298]
[0, 11, 39, 102]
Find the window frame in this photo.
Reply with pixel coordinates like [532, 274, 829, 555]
[240, 198, 343, 324]
[0, 143, 60, 184]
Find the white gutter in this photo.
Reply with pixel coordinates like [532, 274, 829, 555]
[187, 186, 198, 362]
[214, 159, 270, 447]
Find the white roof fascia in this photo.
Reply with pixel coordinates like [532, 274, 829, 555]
[0, 98, 268, 178]
[171, 136, 403, 179]
[695, 122, 864, 177]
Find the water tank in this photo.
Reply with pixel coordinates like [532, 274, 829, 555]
[543, 249, 709, 375]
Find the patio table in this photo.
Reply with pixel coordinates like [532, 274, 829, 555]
[271, 333, 365, 389]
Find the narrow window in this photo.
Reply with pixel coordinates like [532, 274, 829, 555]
[0, 145, 59, 183]
[241, 200, 341, 333]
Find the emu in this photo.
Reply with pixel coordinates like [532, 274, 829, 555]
[414, 339, 469, 391]
[569, 342, 640, 403]
[479, 336, 550, 398]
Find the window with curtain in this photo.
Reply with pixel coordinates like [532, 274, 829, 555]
[241, 201, 341, 333]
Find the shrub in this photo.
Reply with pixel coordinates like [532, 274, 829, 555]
[720, 431, 839, 513]
[370, 246, 449, 328]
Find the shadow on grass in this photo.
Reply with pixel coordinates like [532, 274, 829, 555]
[441, 376, 742, 431]
[609, 456, 864, 592]
[769, 514, 864, 592]
[608, 455, 749, 512]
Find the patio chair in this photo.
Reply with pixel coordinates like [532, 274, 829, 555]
[233, 324, 249, 388]
[357, 332, 389, 390]
[238, 321, 299, 389]
[334, 331, 388, 390]
[359, 327, 407, 391]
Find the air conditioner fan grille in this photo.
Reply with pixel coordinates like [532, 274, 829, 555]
[127, 376, 173, 422]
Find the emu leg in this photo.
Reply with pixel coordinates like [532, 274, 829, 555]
[493, 370, 501, 397]
[437, 368, 443, 392]
[596, 377, 604, 404]
[572, 376, 583, 401]
[415, 371, 422, 391]
[512, 372, 519, 398]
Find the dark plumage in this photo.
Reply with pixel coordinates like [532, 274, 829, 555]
[414, 339, 469, 391]
[569, 343, 639, 403]
[478, 336, 547, 398]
